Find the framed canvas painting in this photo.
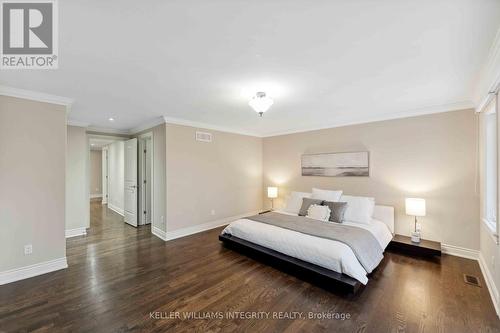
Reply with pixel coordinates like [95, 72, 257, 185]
[301, 152, 369, 177]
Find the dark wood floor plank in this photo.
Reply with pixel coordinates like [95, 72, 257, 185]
[0, 201, 498, 332]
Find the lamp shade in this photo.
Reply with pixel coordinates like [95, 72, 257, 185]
[267, 187, 278, 199]
[249, 92, 273, 115]
[405, 198, 426, 217]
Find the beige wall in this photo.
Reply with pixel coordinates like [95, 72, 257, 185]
[90, 150, 102, 196]
[153, 124, 167, 233]
[66, 126, 89, 231]
[0, 96, 67, 271]
[166, 123, 263, 232]
[263, 109, 478, 249]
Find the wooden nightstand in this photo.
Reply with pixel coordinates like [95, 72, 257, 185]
[387, 234, 441, 257]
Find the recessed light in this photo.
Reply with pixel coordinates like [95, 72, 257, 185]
[108, 117, 114, 121]
[91, 143, 95, 146]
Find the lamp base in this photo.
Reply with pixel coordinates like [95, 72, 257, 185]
[411, 231, 421, 243]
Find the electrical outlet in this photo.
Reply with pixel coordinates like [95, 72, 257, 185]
[211, 209, 216, 216]
[24, 244, 32, 255]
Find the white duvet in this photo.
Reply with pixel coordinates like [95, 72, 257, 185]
[222, 210, 392, 284]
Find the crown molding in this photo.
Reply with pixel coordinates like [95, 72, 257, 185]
[163, 100, 474, 138]
[260, 100, 475, 137]
[1, 83, 475, 138]
[0, 85, 74, 108]
[86, 126, 131, 135]
[474, 28, 500, 111]
[67, 120, 90, 127]
[163, 116, 260, 137]
[87, 133, 128, 142]
[83, 117, 166, 136]
[129, 116, 166, 134]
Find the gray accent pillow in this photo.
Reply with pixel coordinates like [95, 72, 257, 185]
[322, 201, 348, 223]
[298, 198, 324, 216]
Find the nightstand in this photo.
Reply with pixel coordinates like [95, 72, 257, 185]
[388, 234, 441, 257]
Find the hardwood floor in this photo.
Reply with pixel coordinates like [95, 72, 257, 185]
[0, 201, 499, 332]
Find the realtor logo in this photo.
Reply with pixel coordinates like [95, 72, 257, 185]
[1, 0, 58, 69]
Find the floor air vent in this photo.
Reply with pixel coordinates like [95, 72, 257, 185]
[463, 274, 481, 287]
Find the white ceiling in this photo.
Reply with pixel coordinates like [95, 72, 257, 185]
[1, 0, 500, 136]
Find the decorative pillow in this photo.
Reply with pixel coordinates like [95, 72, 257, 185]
[283, 191, 312, 214]
[322, 201, 348, 223]
[298, 198, 324, 216]
[306, 204, 331, 222]
[311, 188, 343, 202]
[340, 195, 375, 224]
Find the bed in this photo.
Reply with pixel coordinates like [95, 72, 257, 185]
[219, 205, 394, 293]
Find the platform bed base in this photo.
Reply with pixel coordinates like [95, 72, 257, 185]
[219, 233, 362, 294]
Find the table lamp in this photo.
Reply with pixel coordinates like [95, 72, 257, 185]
[267, 187, 278, 210]
[405, 198, 426, 243]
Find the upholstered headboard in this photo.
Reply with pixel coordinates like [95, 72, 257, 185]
[373, 205, 395, 234]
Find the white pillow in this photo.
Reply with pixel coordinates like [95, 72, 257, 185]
[311, 188, 343, 202]
[306, 204, 331, 222]
[283, 191, 312, 214]
[340, 195, 375, 224]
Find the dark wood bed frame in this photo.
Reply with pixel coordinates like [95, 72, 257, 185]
[219, 233, 362, 294]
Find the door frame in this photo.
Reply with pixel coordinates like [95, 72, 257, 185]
[101, 147, 109, 204]
[87, 134, 127, 208]
[138, 132, 154, 227]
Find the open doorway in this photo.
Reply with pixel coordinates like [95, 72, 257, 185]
[87, 133, 154, 233]
[89, 147, 103, 202]
[88, 135, 124, 212]
[88, 135, 126, 232]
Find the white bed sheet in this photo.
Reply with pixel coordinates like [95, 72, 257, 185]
[221, 210, 392, 285]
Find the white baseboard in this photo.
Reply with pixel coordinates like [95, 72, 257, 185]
[152, 226, 167, 241]
[65, 227, 87, 238]
[164, 210, 260, 241]
[0, 257, 68, 286]
[108, 203, 124, 216]
[441, 244, 479, 260]
[479, 252, 500, 317]
[90, 194, 103, 199]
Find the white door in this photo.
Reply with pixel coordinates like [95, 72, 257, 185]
[124, 138, 138, 227]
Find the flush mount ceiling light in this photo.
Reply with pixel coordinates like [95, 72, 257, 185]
[249, 92, 273, 117]
[108, 117, 114, 121]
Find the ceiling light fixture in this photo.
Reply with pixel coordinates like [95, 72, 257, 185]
[108, 117, 114, 121]
[249, 92, 273, 117]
